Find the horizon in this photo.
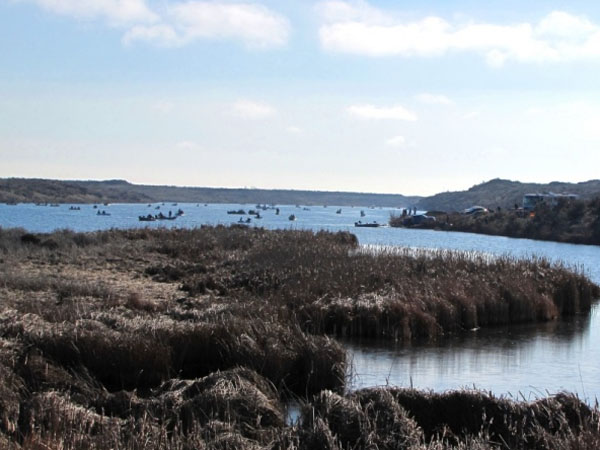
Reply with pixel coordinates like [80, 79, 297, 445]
[4, 175, 599, 199]
[3, 1, 600, 195]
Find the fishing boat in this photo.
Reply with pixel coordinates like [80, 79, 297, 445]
[354, 221, 381, 228]
[288, 214, 296, 221]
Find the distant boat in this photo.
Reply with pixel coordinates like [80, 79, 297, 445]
[336, 208, 342, 214]
[139, 215, 156, 222]
[97, 210, 110, 216]
[227, 209, 246, 215]
[288, 214, 296, 221]
[360, 210, 366, 217]
[154, 212, 176, 220]
[354, 221, 381, 228]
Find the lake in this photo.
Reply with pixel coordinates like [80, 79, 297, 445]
[1, 201, 599, 401]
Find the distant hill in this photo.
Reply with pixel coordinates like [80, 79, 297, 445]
[416, 179, 600, 212]
[0, 178, 421, 207]
[4, 177, 600, 211]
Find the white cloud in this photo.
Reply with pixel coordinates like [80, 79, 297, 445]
[415, 93, 453, 105]
[317, 2, 600, 66]
[232, 100, 276, 120]
[347, 104, 417, 121]
[126, 2, 290, 48]
[463, 111, 481, 120]
[385, 135, 405, 147]
[316, 0, 389, 25]
[18, 0, 158, 25]
[19, 0, 290, 49]
[176, 140, 199, 150]
[151, 100, 175, 113]
[287, 126, 303, 134]
[123, 24, 181, 46]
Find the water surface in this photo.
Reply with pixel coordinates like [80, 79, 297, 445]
[2, 202, 599, 401]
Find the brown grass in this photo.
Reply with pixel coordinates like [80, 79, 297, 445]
[0, 226, 598, 448]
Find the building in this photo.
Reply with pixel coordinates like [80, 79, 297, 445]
[522, 192, 579, 210]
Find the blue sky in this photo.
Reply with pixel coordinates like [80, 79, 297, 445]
[2, 0, 600, 195]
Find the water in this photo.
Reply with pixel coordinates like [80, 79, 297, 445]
[2, 202, 600, 401]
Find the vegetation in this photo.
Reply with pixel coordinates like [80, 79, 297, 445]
[0, 226, 598, 448]
[415, 178, 600, 212]
[0, 178, 420, 206]
[393, 197, 600, 246]
[5, 177, 600, 212]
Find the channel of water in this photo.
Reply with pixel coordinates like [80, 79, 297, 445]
[2, 202, 599, 401]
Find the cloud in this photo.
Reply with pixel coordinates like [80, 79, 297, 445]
[152, 100, 175, 113]
[415, 93, 453, 105]
[18, 0, 158, 25]
[19, 0, 290, 49]
[317, 2, 600, 66]
[287, 126, 303, 134]
[123, 24, 181, 46]
[176, 140, 199, 150]
[125, 2, 290, 48]
[316, 0, 389, 25]
[385, 135, 405, 147]
[232, 100, 276, 119]
[462, 111, 481, 120]
[347, 104, 417, 121]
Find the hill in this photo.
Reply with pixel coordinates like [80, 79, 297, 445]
[416, 178, 600, 212]
[0, 178, 421, 207]
[5, 177, 600, 211]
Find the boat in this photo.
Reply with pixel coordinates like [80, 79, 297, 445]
[227, 209, 246, 215]
[360, 210, 366, 217]
[354, 221, 381, 228]
[139, 215, 156, 222]
[288, 214, 296, 221]
[336, 209, 342, 214]
[155, 213, 176, 220]
[97, 211, 111, 216]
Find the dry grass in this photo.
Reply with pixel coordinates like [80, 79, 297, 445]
[0, 226, 598, 448]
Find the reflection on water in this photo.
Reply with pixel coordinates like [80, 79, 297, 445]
[346, 307, 600, 401]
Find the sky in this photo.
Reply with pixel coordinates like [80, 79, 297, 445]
[2, 0, 600, 195]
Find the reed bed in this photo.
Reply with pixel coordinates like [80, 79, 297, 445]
[0, 225, 598, 448]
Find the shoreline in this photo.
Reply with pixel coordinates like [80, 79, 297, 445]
[1, 226, 599, 448]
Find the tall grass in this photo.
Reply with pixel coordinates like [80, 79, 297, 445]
[0, 226, 598, 448]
